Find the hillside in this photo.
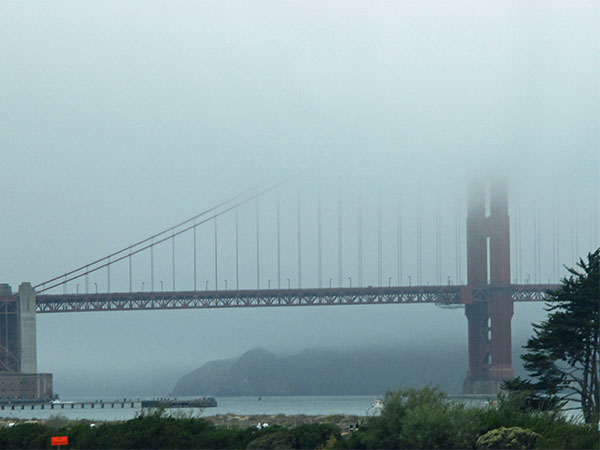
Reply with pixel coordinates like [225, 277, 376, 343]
[170, 345, 476, 396]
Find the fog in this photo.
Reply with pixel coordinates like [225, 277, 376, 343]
[1, 1, 598, 396]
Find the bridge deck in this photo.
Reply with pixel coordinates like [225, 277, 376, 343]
[31, 285, 558, 313]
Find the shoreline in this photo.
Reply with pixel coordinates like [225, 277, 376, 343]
[0, 413, 368, 432]
[204, 413, 366, 431]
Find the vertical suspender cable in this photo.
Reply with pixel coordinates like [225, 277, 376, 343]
[455, 196, 459, 284]
[277, 187, 281, 290]
[457, 195, 462, 284]
[256, 197, 260, 289]
[297, 185, 301, 288]
[439, 194, 442, 285]
[436, 195, 439, 285]
[172, 228, 176, 290]
[129, 249, 132, 293]
[591, 193, 599, 250]
[538, 205, 542, 283]
[539, 205, 542, 282]
[318, 184, 322, 288]
[517, 193, 522, 283]
[338, 186, 342, 287]
[193, 219, 197, 291]
[377, 189, 382, 286]
[513, 193, 517, 283]
[589, 205, 593, 253]
[555, 198, 560, 281]
[358, 186, 363, 287]
[235, 206, 239, 290]
[214, 209, 218, 290]
[511, 192, 516, 283]
[552, 198, 557, 282]
[533, 205, 539, 283]
[571, 203, 575, 266]
[436, 193, 441, 285]
[574, 201, 579, 263]
[107, 256, 110, 293]
[417, 201, 422, 285]
[397, 193, 402, 286]
[151, 238, 154, 291]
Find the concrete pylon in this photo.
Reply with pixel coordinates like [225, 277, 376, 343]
[463, 178, 514, 394]
[18, 283, 37, 373]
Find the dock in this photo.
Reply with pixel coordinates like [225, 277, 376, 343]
[0, 397, 217, 411]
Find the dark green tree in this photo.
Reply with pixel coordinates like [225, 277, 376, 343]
[504, 248, 599, 423]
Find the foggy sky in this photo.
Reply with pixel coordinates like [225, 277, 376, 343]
[1, 1, 598, 396]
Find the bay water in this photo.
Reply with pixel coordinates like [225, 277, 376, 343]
[0, 395, 383, 422]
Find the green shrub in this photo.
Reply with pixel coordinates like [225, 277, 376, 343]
[290, 423, 339, 449]
[475, 426, 540, 449]
[343, 386, 481, 449]
[475, 399, 599, 449]
[246, 430, 293, 449]
[0, 423, 51, 449]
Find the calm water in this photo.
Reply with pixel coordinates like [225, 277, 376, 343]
[0, 395, 383, 422]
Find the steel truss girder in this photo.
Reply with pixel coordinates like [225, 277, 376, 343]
[33, 284, 558, 313]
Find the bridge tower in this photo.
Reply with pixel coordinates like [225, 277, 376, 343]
[463, 179, 514, 394]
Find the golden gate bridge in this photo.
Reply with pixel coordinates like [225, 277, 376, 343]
[1, 176, 595, 397]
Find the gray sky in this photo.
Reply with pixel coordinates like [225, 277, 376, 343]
[1, 1, 598, 396]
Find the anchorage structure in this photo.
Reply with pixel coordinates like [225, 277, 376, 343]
[0, 283, 52, 400]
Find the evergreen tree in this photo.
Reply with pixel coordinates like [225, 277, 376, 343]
[504, 248, 599, 423]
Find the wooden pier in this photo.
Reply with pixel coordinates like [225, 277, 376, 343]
[0, 398, 217, 411]
[0, 401, 141, 410]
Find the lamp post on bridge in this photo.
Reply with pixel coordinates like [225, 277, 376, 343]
[94, 282, 98, 294]
[141, 282, 144, 293]
[160, 281, 164, 292]
[287, 278, 290, 289]
[348, 276, 352, 288]
[329, 278, 332, 288]
[388, 277, 392, 287]
[224, 280, 228, 290]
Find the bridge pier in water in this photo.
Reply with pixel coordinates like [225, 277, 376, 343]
[463, 179, 514, 394]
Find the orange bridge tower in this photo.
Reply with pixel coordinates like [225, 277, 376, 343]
[463, 178, 514, 394]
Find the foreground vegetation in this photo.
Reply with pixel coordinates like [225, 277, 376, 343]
[504, 248, 599, 423]
[340, 387, 597, 449]
[0, 413, 339, 450]
[0, 387, 597, 449]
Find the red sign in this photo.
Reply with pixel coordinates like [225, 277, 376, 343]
[51, 436, 68, 446]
